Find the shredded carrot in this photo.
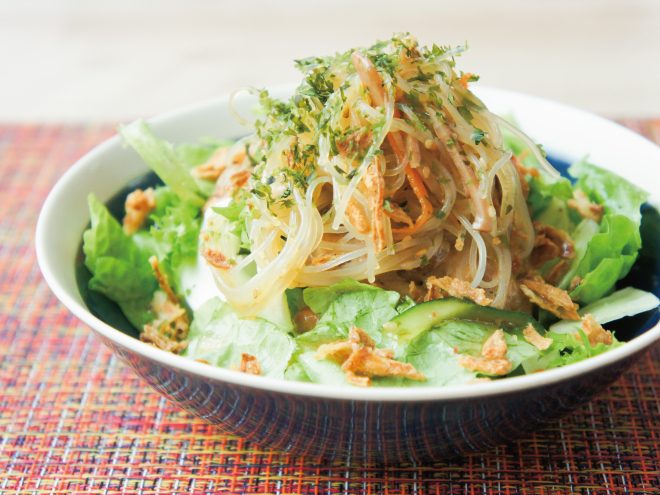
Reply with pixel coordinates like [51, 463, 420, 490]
[352, 51, 434, 236]
[385, 133, 434, 235]
[391, 166, 434, 235]
[458, 73, 473, 89]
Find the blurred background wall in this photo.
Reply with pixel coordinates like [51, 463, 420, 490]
[1, 0, 658, 121]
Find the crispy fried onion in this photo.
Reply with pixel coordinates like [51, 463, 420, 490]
[193, 147, 229, 181]
[511, 154, 540, 179]
[408, 281, 426, 301]
[459, 329, 512, 375]
[344, 157, 387, 252]
[316, 326, 425, 386]
[567, 189, 604, 223]
[202, 246, 232, 270]
[205, 147, 249, 205]
[345, 198, 370, 234]
[424, 276, 492, 306]
[530, 223, 575, 284]
[522, 323, 553, 350]
[577, 314, 613, 346]
[520, 275, 580, 320]
[237, 353, 261, 375]
[141, 256, 189, 353]
[123, 187, 156, 235]
[531, 223, 574, 267]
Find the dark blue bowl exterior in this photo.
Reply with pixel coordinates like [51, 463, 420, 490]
[103, 333, 642, 463]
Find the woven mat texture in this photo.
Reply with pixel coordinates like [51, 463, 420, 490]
[0, 122, 658, 494]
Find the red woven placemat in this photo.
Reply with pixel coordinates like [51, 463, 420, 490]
[0, 122, 658, 494]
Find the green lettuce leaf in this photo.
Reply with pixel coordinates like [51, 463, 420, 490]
[295, 323, 346, 351]
[533, 195, 576, 233]
[176, 138, 234, 197]
[176, 138, 233, 169]
[147, 188, 202, 292]
[564, 161, 648, 303]
[403, 331, 476, 386]
[409, 320, 538, 375]
[503, 128, 573, 218]
[184, 298, 294, 378]
[522, 330, 622, 373]
[211, 194, 251, 255]
[569, 160, 648, 223]
[521, 157, 648, 306]
[527, 176, 574, 220]
[302, 279, 400, 343]
[302, 279, 383, 314]
[289, 280, 402, 384]
[283, 361, 312, 382]
[285, 288, 306, 318]
[83, 194, 157, 327]
[212, 199, 245, 222]
[569, 215, 642, 303]
[120, 120, 206, 206]
[557, 219, 600, 289]
[292, 351, 350, 386]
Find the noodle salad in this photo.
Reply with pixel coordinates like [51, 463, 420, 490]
[82, 35, 658, 386]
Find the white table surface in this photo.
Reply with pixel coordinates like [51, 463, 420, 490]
[2, 0, 659, 122]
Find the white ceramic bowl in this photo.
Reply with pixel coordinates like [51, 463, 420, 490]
[36, 86, 660, 462]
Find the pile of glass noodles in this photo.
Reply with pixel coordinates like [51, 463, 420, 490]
[202, 34, 559, 315]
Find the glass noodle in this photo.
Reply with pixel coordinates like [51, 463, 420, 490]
[201, 35, 555, 314]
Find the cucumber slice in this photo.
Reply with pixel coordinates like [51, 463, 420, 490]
[384, 297, 542, 349]
[549, 287, 659, 334]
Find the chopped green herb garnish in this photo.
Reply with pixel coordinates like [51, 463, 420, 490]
[471, 128, 486, 145]
[457, 105, 473, 123]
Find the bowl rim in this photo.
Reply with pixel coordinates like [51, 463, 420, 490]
[36, 85, 660, 403]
